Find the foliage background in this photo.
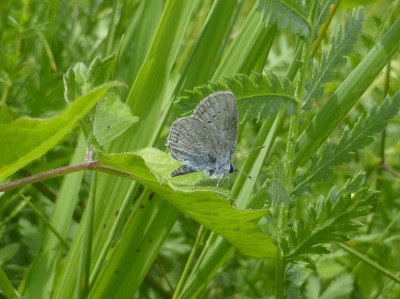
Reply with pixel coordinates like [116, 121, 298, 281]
[0, 0, 400, 298]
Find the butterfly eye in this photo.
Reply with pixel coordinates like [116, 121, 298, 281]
[229, 164, 235, 173]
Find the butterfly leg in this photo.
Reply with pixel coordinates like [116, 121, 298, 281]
[217, 174, 225, 188]
[191, 172, 207, 191]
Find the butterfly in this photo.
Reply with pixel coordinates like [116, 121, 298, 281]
[167, 91, 238, 186]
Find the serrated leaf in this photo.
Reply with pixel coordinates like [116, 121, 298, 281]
[283, 173, 378, 261]
[62, 55, 119, 149]
[63, 68, 80, 104]
[305, 9, 364, 109]
[93, 93, 139, 146]
[0, 83, 121, 180]
[87, 54, 117, 88]
[295, 92, 400, 193]
[178, 72, 297, 122]
[257, 0, 310, 37]
[98, 148, 277, 258]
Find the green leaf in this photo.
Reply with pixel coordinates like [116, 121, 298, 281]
[63, 63, 88, 103]
[295, 92, 400, 193]
[98, 148, 277, 258]
[179, 72, 297, 122]
[282, 173, 378, 261]
[63, 54, 120, 147]
[87, 54, 117, 88]
[93, 93, 139, 146]
[0, 243, 19, 264]
[0, 266, 19, 299]
[305, 9, 364, 109]
[257, 0, 310, 37]
[0, 83, 121, 180]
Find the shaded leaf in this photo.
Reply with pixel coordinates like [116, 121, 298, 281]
[93, 93, 139, 146]
[98, 148, 277, 258]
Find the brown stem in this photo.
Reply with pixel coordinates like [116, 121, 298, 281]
[0, 162, 99, 192]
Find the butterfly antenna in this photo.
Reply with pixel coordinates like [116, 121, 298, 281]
[232, 145, 266, 180]
[235, 167, 252, 180]
[243, 145, 265, 156]
[234, 145, 266, 163]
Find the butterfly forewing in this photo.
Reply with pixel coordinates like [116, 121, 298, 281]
[168, 117, 218, 175]
[193, 91, 238, 163]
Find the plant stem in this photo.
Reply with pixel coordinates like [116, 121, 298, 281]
[0, 161, 135, 193]
[0, 162, 97, 192]
[173, 225, 207, 298]
[285, 2, 318, 188]
[275, 203, 288, 299]
[338, 243, 400, 284]
[277, 3, 319, 297]
[21, 194, 70, 249]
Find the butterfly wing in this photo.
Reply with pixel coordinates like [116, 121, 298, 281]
[168, 116, 218, 176]
[192, 91, 238, 165]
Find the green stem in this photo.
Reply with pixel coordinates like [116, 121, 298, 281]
[78, 173, 96, 299]
[277, 4, 319, 297]
[377, 62, 391, 191]
[338, 243, 400, 284]
[275, 203, 288, 299]
[285, 2, 318, 188]
[173, 225, 207, 298]
[21, 194, 70, 249]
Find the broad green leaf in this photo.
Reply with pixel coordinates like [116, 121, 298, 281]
[93, 93, 139, 146]
[0, 83, 121, 180]
[98, 148, 277, 258]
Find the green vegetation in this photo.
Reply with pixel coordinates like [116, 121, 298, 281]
[0, 0, 399, 298]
